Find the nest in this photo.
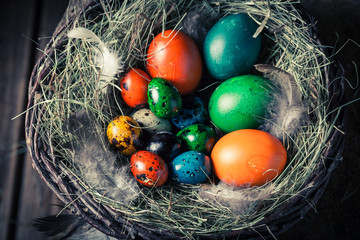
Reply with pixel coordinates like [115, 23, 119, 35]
[25, 0, 345, 239]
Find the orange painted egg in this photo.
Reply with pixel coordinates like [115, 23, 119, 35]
[120, 68, 151, 108]
[211, 129, 287, 187]
[146, 30, 202, 95]
[130, 150, 168, 187]
[106, 116, 142, 156]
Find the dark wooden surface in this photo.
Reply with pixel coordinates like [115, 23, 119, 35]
[0, 0, 359, 239]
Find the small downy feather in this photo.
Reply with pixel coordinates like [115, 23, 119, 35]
[63, 110, 140, 205]
[198, 182, 274, 216]
[75, 138, 140, 205]
[255, 64, 308, 141]
[68, 27, 122, 94]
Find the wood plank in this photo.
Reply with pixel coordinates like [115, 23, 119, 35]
[0, 0, 38, 239]
[14, 1, 70, 240]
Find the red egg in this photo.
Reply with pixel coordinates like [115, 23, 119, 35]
[120, 68, 150, 108]
[211, 129, 287, 187]
[146, 30, 202, 95]
[130, 150, 168, 187]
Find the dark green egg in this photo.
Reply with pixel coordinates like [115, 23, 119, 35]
[148, 78, 182, 119]
[203, 14, 262, 81]
[208, 75, 272, 133]
[176, 124, 215, 153]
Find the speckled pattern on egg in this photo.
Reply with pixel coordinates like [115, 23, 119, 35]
[170, 151, 211, 185]
[106, 116, 142, 156]
[176, 124, 215, 153]
[171, 96, 208, 129]
[130, 150, 168, 187]
[148, 77, 182, 119]
[145, 131, 182, 162]
[132, 108, 171, 135]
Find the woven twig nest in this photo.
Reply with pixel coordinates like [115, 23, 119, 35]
[26, 0, 345, 239]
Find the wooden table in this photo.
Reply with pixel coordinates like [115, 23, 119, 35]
[0, 0, 359, 239]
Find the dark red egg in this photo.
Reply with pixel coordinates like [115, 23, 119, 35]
[120, 68, 151, 108]
[130, 150, 168, 187]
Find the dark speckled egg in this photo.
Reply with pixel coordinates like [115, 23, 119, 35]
[148, 78, 182, 119]
[106, 116, 142, 156]
[176, 124, 215, 153]
[170, 151, 211, 185]
[130, 150, 168, 187]
[145, 132, 182, 162]
[171, 96, 208, 129]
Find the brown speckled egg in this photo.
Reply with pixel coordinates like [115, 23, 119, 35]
[130, 150, 168, 187]
[106, 116, 142, 155]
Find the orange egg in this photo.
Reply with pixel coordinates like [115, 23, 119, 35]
[211, 129, 287, 187]
[146, 30, 202, 95]
[120, 68, 150, 108]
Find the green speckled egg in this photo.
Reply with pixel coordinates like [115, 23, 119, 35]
[208, 75, 272, 133]
[177, 124, 215, 153]
[203, 14, 262, 81]
[148, 78, 182, 119]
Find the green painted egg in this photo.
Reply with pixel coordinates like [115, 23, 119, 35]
[208, 75, 272, 133]
[148, 77, 182, 119]
[203, 14, 262, 81]
[177, 124, 215, 153]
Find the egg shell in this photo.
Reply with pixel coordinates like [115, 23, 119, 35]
[145, 132, 182, 162]
[106, 116, 142, 156]
[171, 96, 209, 129]
[176, 124, 215, 153]
[148, 77, 182, 119]
[208, 75, 272, 133]
[132, 108, 171, 135]
[170, 151, 211, 185]
[203, 14, 262, 81]
[146, 30, 203, 95]
[211, 129, 287, 187]
[130, 150, 168, 187]
[120, 68, 151, 108]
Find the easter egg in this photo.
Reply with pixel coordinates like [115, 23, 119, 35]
[120, 68, 150, 108]
[203, 14, 262, 81]
[146, 30, 203, 95]
[177, 124, 215, 153]
[148, 77, 182, 119]
[211, 129, 287, 187]
[106, 116, 142, 155]
[130, 150, 168, 187]
[145, 132, 182, 162]
[171, 96, 208, 129]
[132, 108, 171, 135]
[170, 151, 211, 185]
[208, 75, 272, 133]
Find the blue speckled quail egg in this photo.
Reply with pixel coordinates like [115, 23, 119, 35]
[170, 151, 211, 185]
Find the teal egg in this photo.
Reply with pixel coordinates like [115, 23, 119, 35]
[148, 78, 182, 119]
[176, 124, 215, 153]
[208, 75, 272, 133]
[203, 14, 262, 81]
[170, 151, 211, 185]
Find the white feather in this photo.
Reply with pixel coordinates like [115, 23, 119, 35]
[198, 182, 274, 216]
[255, 64, 308, 141]
[68, 27, 122, 94]
[75, 138, 139, 205]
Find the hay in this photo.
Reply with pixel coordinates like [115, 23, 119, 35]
[25, 0, 344, 239]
